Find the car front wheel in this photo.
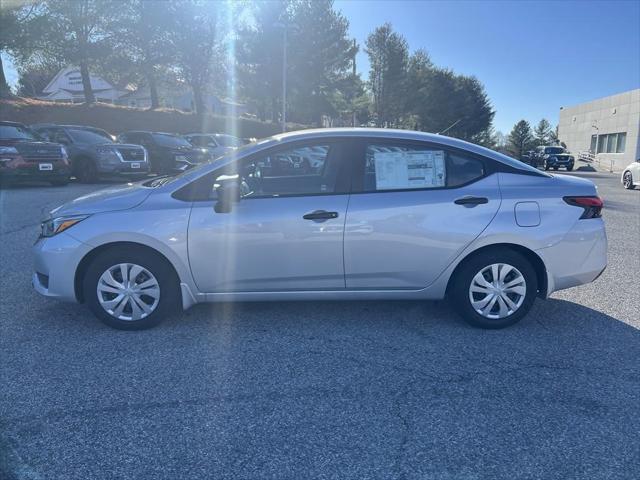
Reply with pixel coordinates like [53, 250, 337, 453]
[449, 249, 538, 329]
[83, 247, 179, 330]
[623, 171, 635, 189]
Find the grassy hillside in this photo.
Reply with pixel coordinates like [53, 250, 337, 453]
[0, 97, 285, 139]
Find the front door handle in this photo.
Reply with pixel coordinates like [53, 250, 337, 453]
[454, 196, 489, 206]
[303, 210, 339, 221]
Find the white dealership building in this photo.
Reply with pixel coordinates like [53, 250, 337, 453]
[558, 88, 640, 170]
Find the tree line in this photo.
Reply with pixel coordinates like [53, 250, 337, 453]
[506, 118, 561, 158]
[2, 0, 495, 144]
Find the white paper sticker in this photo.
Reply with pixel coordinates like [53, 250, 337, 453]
[374, 150, 445, 190]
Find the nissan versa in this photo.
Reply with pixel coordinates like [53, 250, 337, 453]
[33, 129, 607, 330]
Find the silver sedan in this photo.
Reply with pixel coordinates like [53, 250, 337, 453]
[33, 128, 607, 330]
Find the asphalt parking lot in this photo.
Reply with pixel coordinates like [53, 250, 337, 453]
[1, 168, 639, 480]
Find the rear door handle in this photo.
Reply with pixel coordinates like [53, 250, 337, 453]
[454, 196, 489, 206]
[303, 210, 339, 220]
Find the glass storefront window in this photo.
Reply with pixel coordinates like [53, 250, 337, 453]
[616, 133, 626, 153]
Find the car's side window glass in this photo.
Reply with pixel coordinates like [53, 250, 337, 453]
[53, 130, 71, 144]
[364, 143, 484, 191]
[211, 143, 339, 198]
[365, 144, 446, 191]
[446, 153, 485, 187]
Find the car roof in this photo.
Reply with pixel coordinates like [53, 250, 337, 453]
[123, 131, 180, 136]
[0, 121, 28, 127]
[265, 128, 523, 165]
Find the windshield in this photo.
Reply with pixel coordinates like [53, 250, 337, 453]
[0, 124, 39, 141]
[152, 133, 192, 148]
[544, 147, 565, 155]
[68, 128, 114, 144]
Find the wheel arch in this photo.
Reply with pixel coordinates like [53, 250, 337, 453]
[74, 241, 181, 303]
[446, 243, 548, 298]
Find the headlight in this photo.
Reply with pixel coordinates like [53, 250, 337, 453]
[96, 146, 122, 163]
[40, 215, 89, 238]
[0, 146, 19, 155]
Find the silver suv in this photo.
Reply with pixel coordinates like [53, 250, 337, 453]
[33, 129, 607, 330]
[32, 124, 149, 182]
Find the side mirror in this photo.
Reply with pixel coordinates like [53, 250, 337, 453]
[214, 175, 240, 213]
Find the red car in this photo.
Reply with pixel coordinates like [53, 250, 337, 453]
[0, 121, 71, 186]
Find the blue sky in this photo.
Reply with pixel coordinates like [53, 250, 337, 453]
[335, 0, 640, 132]
[4, 0, 639, 133]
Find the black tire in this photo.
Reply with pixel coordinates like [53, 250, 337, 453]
[448, 249, 538, 329]
[83, 246, 180, 330]
[75, 157, 99, 183]
[544, 163, 550, 171]
[623, 171, 635, 189]
[566, 165, 573, 172]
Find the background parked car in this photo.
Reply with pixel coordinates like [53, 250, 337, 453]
[0, 121, 70, 186]
[520, 150, 539, 168]
[183, 133, 244, 159]
[621, 158, 640, 189]
[533, 145, 575, 171]
[118, 131, 211, 174]
[32, 124, 149, 183]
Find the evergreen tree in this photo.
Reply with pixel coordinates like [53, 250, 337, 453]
[287, 0, 358, 125]
[33, 0, 122, 104]
[113, 0, 176, 109]
[533, 118, 552, 147]
[365, 23, 409, 127]
[237, 0, 291, 122]
[167, 0, 226, 115]
[507, 120, 535, 158]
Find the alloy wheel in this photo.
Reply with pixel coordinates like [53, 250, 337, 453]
[97, 263, 160, 321]
[623, 172, 632, 189]
[468, 263, 527, 320]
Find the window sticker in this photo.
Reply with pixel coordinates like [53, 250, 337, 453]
[374, 150, 445, 190]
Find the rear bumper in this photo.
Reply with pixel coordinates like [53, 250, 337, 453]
[1, 164, 70, 181]
[536, 218, 607, 295]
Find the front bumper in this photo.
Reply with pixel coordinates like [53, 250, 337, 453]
[33, 232, 92, 302]
[547, 158, 574, 167]
[97, 162, 151, 176]
[536, 218, 607, 295]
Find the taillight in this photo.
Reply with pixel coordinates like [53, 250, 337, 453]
[563, 196, 603, 219]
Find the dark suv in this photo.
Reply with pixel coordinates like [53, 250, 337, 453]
[32, 124, 149, 182]
[533, 146, 575, 171]
[0, 121, 70, 186]
[118, 131, 211, 174]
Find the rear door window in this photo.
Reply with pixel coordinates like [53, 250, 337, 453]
[361, 142, 485, 192]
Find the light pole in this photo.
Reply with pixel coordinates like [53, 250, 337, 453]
[274, 22, 287, 132]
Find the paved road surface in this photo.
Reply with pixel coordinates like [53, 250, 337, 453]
[1, 168, 639, 480]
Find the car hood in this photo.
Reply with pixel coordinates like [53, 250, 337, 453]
[48, 182, 152, 218]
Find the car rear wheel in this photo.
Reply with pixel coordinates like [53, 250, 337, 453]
[544, 163, 550, 171]
[566, 165, 573, 171]
[83, 247, 179, 330]
[623, 171, 635, 189]
[449, 249, 538, 329]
